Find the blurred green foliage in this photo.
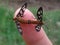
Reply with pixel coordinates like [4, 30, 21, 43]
[0, 6, 60, 45]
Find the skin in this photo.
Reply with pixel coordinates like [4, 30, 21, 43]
[14, 8, 53, 45]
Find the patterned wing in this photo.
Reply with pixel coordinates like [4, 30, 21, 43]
[17, 2, 27, 17]
[35, 7, 43, 32]
[15, 3, 27, 35]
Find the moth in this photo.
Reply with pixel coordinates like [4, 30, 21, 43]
[14, 3, 43, 35]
